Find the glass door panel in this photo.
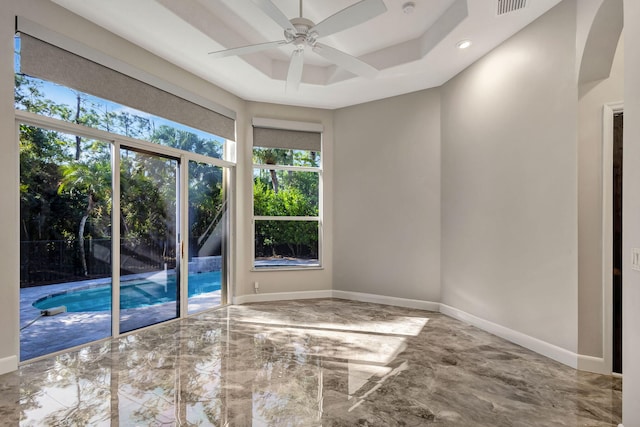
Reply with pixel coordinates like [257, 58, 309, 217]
[187, 161, 226, 314]
[19, 126, 112, 361]
[119, 148, 179, 333]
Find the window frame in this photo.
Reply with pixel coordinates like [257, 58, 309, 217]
[251, 119, 324, 271]
[16, 109, 236, 335]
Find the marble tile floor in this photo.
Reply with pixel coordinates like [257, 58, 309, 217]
[1, 298, 621, 426]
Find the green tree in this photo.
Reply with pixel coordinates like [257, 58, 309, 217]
[152, 125, 222, 158]
[15, 75, 73, 120]
[253, 148, 292, 193]
[58, 154, 111, 276]
[253, 179, 318, 258]
[116, 111, 151, 139]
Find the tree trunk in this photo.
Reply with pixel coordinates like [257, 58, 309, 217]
[78, 194, 94, 276]
[75, 94, 82, 160]
[269, 169, 279, 193]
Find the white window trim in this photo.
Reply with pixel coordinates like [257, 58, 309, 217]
[251, 118, 324, 272]
[16, 110, 235, 169]
[252, 117, 323, 133]
[253, 164, 319, 173]
[254, 216, 321, 221]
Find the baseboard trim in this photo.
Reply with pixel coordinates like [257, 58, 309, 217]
[232, 290, 332, 305]
[332, 290, 441, 312]
[233, 290, 440, 311]
[578, 354, 609, 375]
[439, 304, 578, 369]
[0, 355, 18, 375]
[231, 291, 589, 371]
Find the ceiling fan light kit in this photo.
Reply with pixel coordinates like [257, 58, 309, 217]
[402, 2, 416, 14]
[209, 0, 387, 91]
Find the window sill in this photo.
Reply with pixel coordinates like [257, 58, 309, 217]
[251, 266, 324, 272]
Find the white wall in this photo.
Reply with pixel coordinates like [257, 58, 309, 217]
[333, 89, 441, 302]
[577, 0, 623, 84]
[577, 34, 624, 360]
[0, 0, 21, 375]
[576, 0, 607, 76]
[623, 0, 640, 424]
[440, 0, 578, 352]
[235, 101, 334, 298]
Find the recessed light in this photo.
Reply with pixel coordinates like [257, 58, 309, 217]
[402, 2, 416, 14]
[456, 40, 472, 49]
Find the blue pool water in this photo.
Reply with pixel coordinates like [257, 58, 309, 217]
[33, 271, 221, 312]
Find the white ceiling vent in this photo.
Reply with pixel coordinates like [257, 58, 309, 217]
[497, 0, 527, 15]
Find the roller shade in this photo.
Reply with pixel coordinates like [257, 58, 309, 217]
[253, 127, 321, 152]
[19, 33, 235, 141]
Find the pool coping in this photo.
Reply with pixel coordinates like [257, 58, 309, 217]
[20, 270, 222, 361]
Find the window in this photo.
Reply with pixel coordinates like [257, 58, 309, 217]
[252, 119, 323, 269]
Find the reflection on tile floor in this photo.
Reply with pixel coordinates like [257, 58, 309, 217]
[0, 299, 622, 426]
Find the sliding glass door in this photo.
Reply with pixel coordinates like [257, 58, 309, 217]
[19, 126, 113, 360]
[18, 116, 232, 361]
[187, 160, 227, 314]
[119, 148, 180, 333]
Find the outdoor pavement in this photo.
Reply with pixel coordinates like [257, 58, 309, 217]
[20, 278, 221, 361]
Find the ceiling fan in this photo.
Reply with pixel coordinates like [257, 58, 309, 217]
[209, 0, 388, 91]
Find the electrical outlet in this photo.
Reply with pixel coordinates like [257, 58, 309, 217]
[632, 248, 640, 271]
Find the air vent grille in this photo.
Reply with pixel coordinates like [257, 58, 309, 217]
[497, 0, 527, 15]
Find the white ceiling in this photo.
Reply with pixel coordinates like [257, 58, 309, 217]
[51, 0, 562, 109]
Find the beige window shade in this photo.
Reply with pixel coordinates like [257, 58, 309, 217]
[19, 33, 235, 141]
[253, 127, 321, 152]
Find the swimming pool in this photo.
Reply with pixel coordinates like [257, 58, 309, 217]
[33, 270, 221, 312]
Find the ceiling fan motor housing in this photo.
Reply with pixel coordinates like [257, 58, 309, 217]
[286, 17, 318, 48]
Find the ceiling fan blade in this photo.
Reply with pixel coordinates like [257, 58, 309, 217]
[250, 0, 294, 32]
[313, 43, 378, 78]
[209, 40, 287, 58]
[286, 49, 305, 92]
[310, 0, 387, 38]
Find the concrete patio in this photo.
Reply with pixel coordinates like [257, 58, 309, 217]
[20, 276, 222, 361]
